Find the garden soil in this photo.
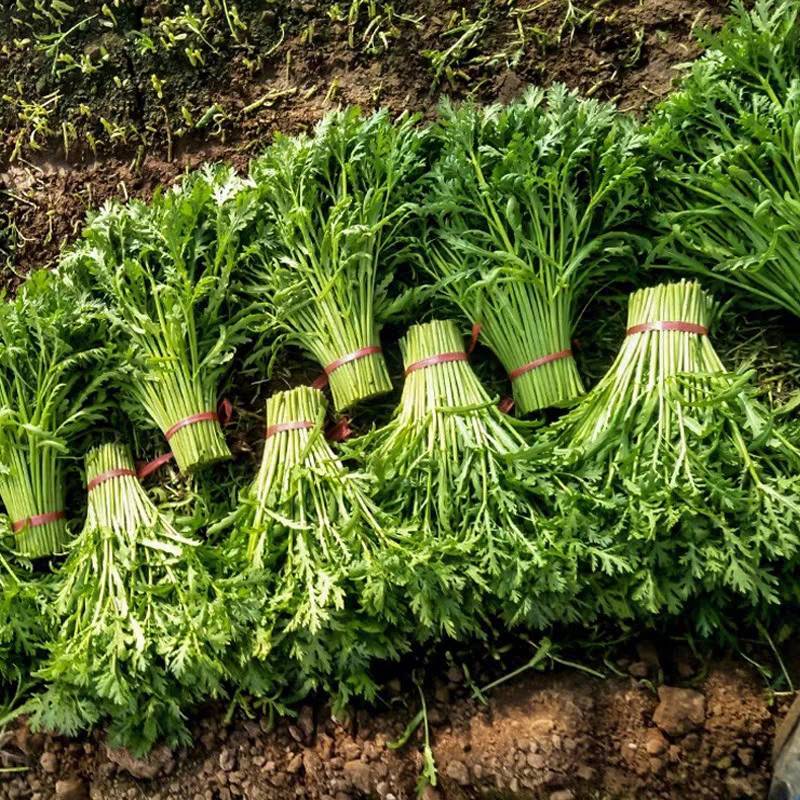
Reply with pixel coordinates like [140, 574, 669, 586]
[0, 1, 791, 798]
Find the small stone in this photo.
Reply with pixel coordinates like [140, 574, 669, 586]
[219, 748, 236, 772]
[549, 791, 575, 800]
[737, 748, 754, 767]
[637, 641, 660, 669]
[528, 752, 546, 769]
[343, 760, 372, 794]
[576, 765, 595, 781]
[105, 745, 174, 779]
[644, 728, 668, 756]
[287, 753, 304, 774]
[628, 662, 649, 678]
[288, 725, 304, 744]
[447, 666, 464, 684]
[40, 752, 58, 774]
[653, 686, 706, 737]
[386, 679, 402, 695]
[725, 776, 755, 798]
[445, 759, 470, 786]
[55, 778, 88, 800]
[298, 706, 315, 740]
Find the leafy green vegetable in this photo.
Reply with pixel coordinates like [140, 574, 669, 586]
[224, 386, 408, 706]
[0, 270, 108, 557]
[423, 85, 647, 414]
[650, 0, 800, 316]
[60, 164, 255, 472]
[351, 319, 582, 639]
[247, 108, 428, 411]
[32, 442, 246, 754]
[538, 280, 800, 626]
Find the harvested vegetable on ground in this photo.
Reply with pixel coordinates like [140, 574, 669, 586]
[351, 319, 583, 638]
[247, 108, 428, 411]
[223, 385, 408, 705]
[541, 280, 800, 624]
[60, 165, 255, 472]
[0, 270, 108, 558]
[32, 443, 246, 754]
[423, 85, 647, 414]
[650, 0, 800, 317]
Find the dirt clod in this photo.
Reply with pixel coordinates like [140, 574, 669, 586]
[654, 686, 707, 737]
[55, 777, 88, 800]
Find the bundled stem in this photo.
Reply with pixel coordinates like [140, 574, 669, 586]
[61, 165, 254, 472]
[0, 270, 107, 557]
[424, 85, 647, 413]
[33, 442, 241, 753]
[353, 320, 581, 637]
[547, 280, 800, 622]
[247, 108, 428, 411]
[227, 386, 406, 703]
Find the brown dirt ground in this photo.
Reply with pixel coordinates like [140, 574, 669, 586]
[0, 649, 786, 800]
[4, 1, 790, 799]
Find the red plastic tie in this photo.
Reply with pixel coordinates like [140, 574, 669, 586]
[311, 346, 382, 391]
[136, 452, 175, 480]
[468, 323, 482, 355]
[626, 321, 708, 336]
[11, 510, 65, 534]
[86, 468, 136, 493]
[326, 416, 353, 442]
[509, 349, 573, 381]
[498, 396, 515, 414]
[164, 411, 219, 441]
[404, 352, 468, 377]
[266, 420, 316, 439]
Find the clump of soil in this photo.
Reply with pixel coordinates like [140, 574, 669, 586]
[0, 649, 781, 800]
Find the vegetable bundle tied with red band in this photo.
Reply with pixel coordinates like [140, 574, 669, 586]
[423, 84, 647, 414]
[542, 280, 800, 625]
[247, 107, 428, 411]
[224, 385, 407, 704]
[0, 271, 108, 558]
[32, 443, 245, 754]
[351, 320, 583, 638]
[60, 165, 254, 472]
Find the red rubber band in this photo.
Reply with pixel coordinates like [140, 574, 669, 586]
[11, 510, 65, 533]
[509, 349, 573, 381]
[86, 468, 136, 493]
[498, 396, 515, 414]
[136, 452, 175, 480]
[468, 323, 482, 355]
[164, 411, 219, 441]
[266, 420, 316, 439]
[626, 321, 708, 336]
[326, 416, 353, 443]
[324, 346, 382, 376]
[404, 352, 468, 377]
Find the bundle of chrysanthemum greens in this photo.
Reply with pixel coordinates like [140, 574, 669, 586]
[0, 270, 108, 557]
[247, 108, 428, 411]
[60, 165, 254, 472]
[225, 386, 407, 704]
[542, 280, 800, 623]
[351, 319, 583, 638]
[650, 0, 800, 317]
[423, 85, 647, 414]
[32, 443, 245, 753]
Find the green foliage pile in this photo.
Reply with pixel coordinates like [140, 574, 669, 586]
[650, 0, 800, 317]
[1, 0, 800, 755]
